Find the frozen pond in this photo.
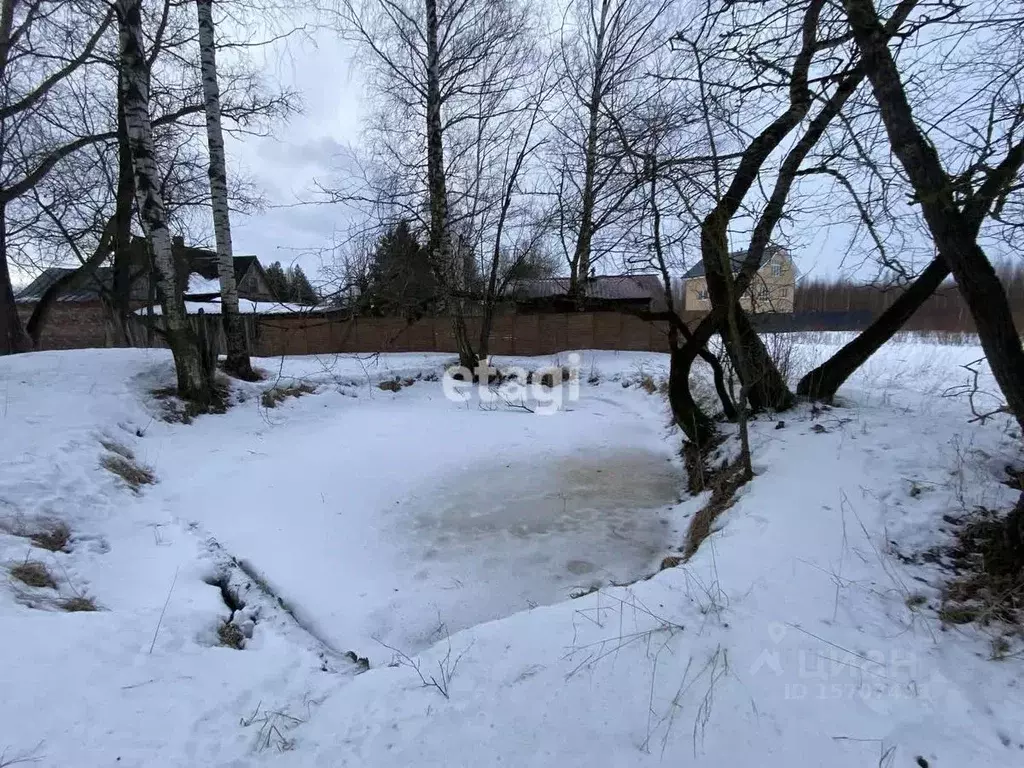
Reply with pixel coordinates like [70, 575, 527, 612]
[149, 372, 686, 660]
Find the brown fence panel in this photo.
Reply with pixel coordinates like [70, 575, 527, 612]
[489, 314, 516, 355]
[620, 314, 652, 350]
[592, 312, 622, 349]
[566, 313, 595, 350]
[512, 314, 539, 355]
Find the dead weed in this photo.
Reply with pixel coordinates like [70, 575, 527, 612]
[101, 453, 155, 491]
[936, 507, 1024, 628]
[60, 596, 98, 612]
[9, 560, 56, 589]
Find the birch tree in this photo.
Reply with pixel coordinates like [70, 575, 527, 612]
[195, 0, 255, 379]
[333, 0, 538, 369]
[117, 0, 213, 404]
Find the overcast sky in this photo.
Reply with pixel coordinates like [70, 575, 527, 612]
[226, 28, 363, 288]
[220, 26, 933, 291]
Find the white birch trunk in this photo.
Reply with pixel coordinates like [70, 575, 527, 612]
[116, 0, 210, 401]
[196, 0, 253, 378]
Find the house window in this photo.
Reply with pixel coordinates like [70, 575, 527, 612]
[757, 285, 771, 300]
[771, 261, 783, 277]
[696, 289, 709, 301]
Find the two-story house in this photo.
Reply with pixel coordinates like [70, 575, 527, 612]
[681, 246, 795, 313]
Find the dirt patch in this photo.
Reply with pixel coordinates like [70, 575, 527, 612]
[9, 560, 57, 589]
[101, 453, 155, 491]
[152, 380, 230, 423]
[31, 521, 71, 553]
[682, 460, 751, 561]
[0, 517, 72, 553]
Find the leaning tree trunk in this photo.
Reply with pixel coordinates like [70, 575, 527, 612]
[845, 0, 1024, 434]
[196, 0, 254, 380]
[846, 0, 1024, 575]
[117, 0, 212, 404]
[424, 0, 475, 370]
[798, 257, 950, 400]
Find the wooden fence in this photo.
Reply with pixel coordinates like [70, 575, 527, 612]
[130, 310, 680, 358]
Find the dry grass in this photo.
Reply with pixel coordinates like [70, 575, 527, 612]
[218, 620, 246, 649]
[377, 378, 403, 392]
[683, 461, 751, 561]
[30, 521, 71, 552]
[261, 381, 317, 408]
[60, 596, 98, 612]
[101, 453, 155, 491]
[9, 560, 56, 589]
[936, 507, 1024, 627]
[639, 375, 658, 394]
[99, 439, 134, 461]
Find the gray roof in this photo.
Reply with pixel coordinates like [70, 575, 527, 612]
[14, 267, 142, 303]
[682, 245, 784, 279]
[511, 274, 668, 310]
[16, 255, 262, 303]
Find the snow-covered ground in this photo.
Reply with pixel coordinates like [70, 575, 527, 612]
[1, 335, 1021, 767]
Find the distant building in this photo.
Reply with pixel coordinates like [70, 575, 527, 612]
[681, 246, 795, 313]
[509, 274, 670, 313]
[15, 236, 275, 349]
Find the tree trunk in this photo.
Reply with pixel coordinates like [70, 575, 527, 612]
[668, 341, 717, 448]
[196, 0, 254, 380]
[798, 258, 950, 400]
[424, 0, 475, 370]
[568, 0, 609, 304]
[27, 218, 117, 347]
[844, 0, 1024, 434]
[111, 60, 136, 346]
[0, 203, 31, 355]
[117, 0, 212, 404]
[700, 218, 795, 410]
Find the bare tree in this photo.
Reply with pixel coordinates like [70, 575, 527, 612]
[840, 0, 1024, 569]
[117, 0, 212, 403]
[332, 0, 539, 368]
[801, 0, 1024, 401]
[552, 0, 672, 301]
[0, 0, 114, 353]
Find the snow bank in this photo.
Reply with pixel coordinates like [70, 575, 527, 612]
[0, 338, 1020, 767]
[135, 298, 309, 315]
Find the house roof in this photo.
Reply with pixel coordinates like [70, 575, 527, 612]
[186, 253, 261, 286]
[16, 254, 262, 303]
[511, 274, 668, 311]
[682, 245, 784, 279]
[15, 267, 147, 303]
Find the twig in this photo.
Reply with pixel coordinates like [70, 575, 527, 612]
[149, 566, 179, 654]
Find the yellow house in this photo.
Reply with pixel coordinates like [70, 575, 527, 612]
[681, 246, 795, 313]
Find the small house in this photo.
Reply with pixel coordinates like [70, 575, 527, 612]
[681, 246, 795, 313]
